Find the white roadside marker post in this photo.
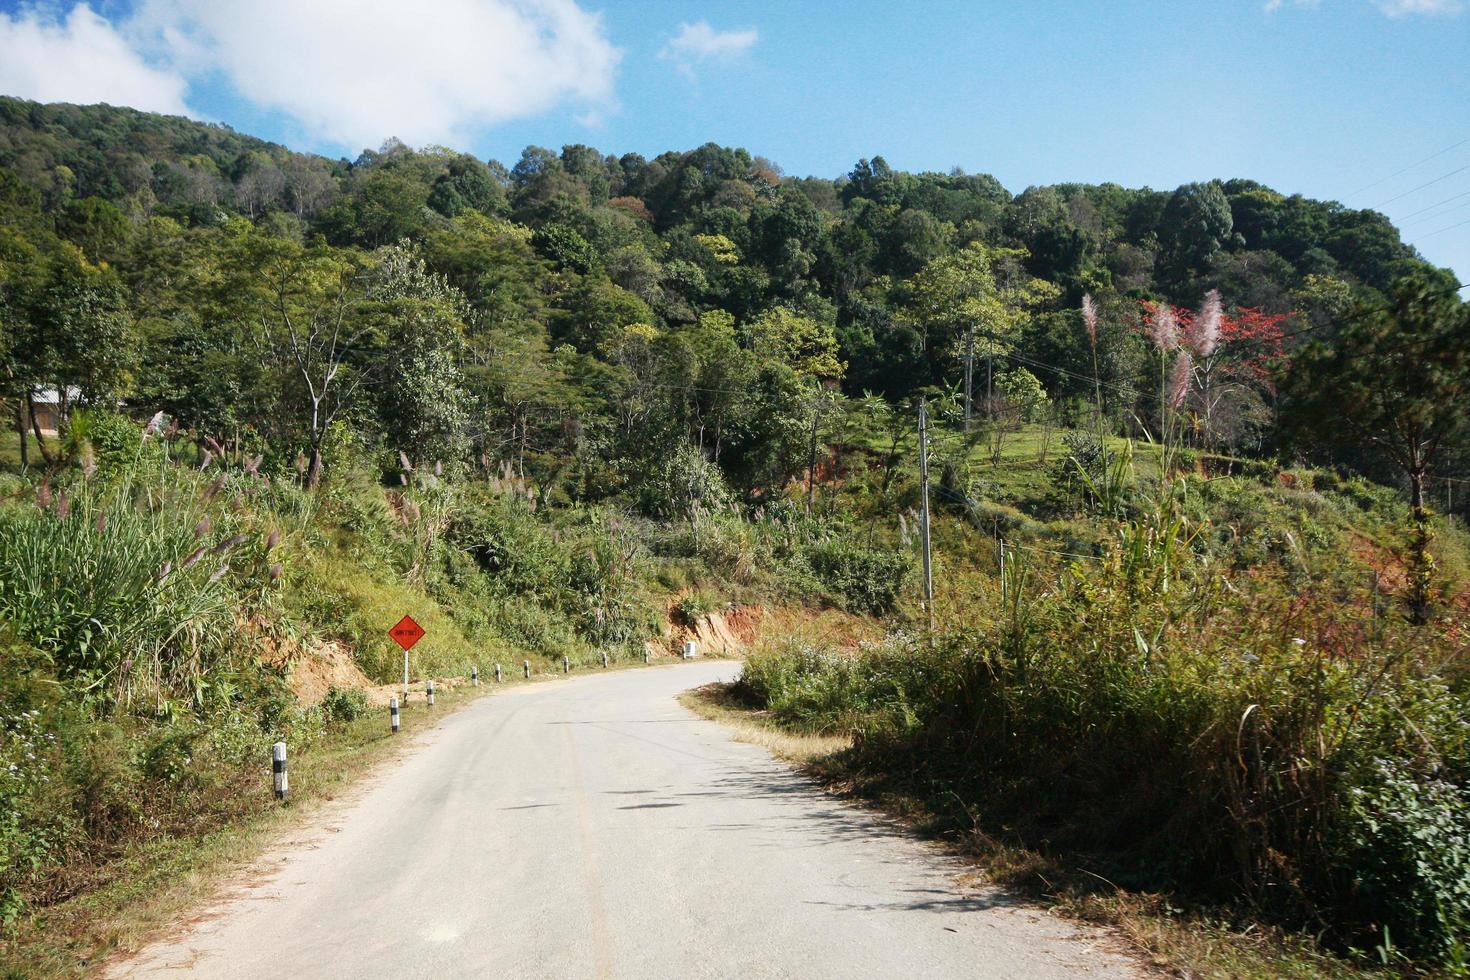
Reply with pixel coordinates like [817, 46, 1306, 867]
[389, 697, 400, 734]
[602, 652, 609, 668]
[495, 663, 502, 683]
[472, 665, 479, 686]
[523, 660, 530, 679]
[426, 679, 435, 707]
[643, 649, 649, 664]
[683, 640, 697, 660]
[563, 656, 569, 674]
[272, 742, 288, 801]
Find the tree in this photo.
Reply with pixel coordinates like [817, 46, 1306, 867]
[365, 243, 472, 464]
[742, 307, 844, 383]
[1159, 181, 1233, 285]
[36, 263, 137, 412]
[1285, 277, 1470, 621]
[232, 153, 287, 219]
[532, 223, 595, 274]
[0, 244, 137, 461]
[901, 242, 1059, 427]
[987, 366, 1048, 462]
[720, 362, 814, 498]
[227, 227, 370, 487]
[1145, 295, 1291, 451]
[56, 196, 129, 265]
[427, 155, 504, 218]
[283, 156, 338, 218]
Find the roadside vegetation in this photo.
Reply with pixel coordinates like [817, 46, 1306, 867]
[0, 413, 903, 975]
[732, 363, 1470, 974]
[2, 97, 1468, 976]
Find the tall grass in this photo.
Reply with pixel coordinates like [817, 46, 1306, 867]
[0, 465, 270, 711]
[742, 564, 1469, 962]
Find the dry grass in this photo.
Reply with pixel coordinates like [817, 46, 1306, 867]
[679, 683, 852, 764]
[752, 604, 885, 653]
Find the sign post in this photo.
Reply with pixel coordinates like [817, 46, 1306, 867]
[389, 615, 426, 697]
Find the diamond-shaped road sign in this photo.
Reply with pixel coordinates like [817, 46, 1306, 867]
[389, 615, 425, 651]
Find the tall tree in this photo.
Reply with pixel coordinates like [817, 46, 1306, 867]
[1286, 276, 1470, 621]
[226, 227, 369, 487]
[364, 243, 472, 464]
[901, 242, 1058, 426]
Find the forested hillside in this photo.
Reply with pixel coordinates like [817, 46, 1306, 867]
[3, 97, 1470, 976]
[2, 93, 1459, 476]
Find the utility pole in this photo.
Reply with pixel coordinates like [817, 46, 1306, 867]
[962, 328, 975, 435]
[918, 398, 935, 636]
[986, 352, 994, 420]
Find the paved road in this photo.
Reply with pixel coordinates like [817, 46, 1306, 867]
[110, 662, 1144, 979]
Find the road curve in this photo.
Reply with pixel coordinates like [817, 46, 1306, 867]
[109, 662, 1145, 979]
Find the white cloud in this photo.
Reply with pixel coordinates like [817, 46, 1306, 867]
[1373, 0, 1461, 14]
[0, 4, 189, 114]
[126, 0, 620, 150]
[659, 21, 757, 76]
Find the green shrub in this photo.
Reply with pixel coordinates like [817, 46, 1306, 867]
[1336, 758, 1470, 962]
[738, 546, 1470, 964]
[0, 696, 70, 927]
[804, 537, 910, 614]
[674, 591, 718, 624]
[739, 636, 934, 734]
[320, 686, 370, 724]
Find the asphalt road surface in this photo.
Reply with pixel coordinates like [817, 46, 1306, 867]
[110, 661, 1145, 979]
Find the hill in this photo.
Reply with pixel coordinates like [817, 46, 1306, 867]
[1, 97, 1469, 976]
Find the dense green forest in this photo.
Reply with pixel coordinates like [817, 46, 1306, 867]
[1, 93, 1462, 482]
[3, 96, 1470, 975]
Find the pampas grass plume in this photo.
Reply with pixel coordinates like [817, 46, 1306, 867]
[1081, 293, 1099, 346]
[1168, 350, 1193, 410]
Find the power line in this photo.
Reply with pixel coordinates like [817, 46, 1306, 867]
[1372, 162, 1470, 209]
[999, 539, 1105, 562]
[1345, 135, 1470, 199]
[1401, 198, 1470, 229]
[1398, 187, 1470, 222]
[1414, 215, 1470, 241]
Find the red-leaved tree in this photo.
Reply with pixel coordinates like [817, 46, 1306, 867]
[1141, 299, 1292, 450]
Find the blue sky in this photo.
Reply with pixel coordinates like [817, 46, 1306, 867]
[1, 0, 1467, 283]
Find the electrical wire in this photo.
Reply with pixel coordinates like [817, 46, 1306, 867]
[1372, 162, 1470, 209]
[1398, 187, 1470, 222]
[1414, 215, 1470, 241]
[1345, 135, 1470, 199]
[998, 540, 1105, 562]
